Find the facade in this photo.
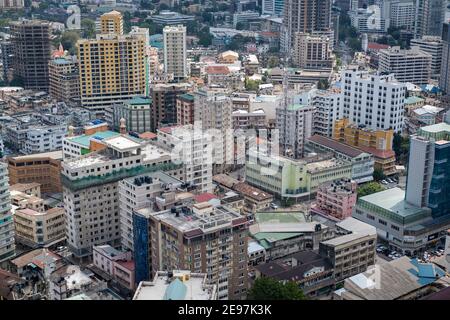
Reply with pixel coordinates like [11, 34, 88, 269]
[349, 7, 389, 34]
[414, 0, 447, 38]
[307, 135, 375, 184]
[440, 23, 450, 95]
[48, 56, 80, 105]
[133, 204, 249, 300]
[7, 151, 63, 193]
[109, 97, 152, 134]
[0, 0, 24, 9]
[389, 0, 416, 31]
[10, 20, 51, 91]
[100, 10, 124, 35]
[176, 93, 195, 126]
[0, 163, 15, 263]
[151, 83, 190, 131]
[232, 109, 266, 129]
[282, 0, 332, 51]
[14, 207, 65, 248]
[21, 125, 66, 155]
[1, 41, 14, 82]
[277, 104, 314, 159]
[319, 217, 376, 282]
[312, 179, 358, 220]
[410, 36, 443, 78]
[193, 90, 233, 173]
[163, 25, 187, 82]
[62, 134, 179, 258]
[311, 89, 341, 137]
[77, 24, 146, 115]
[292, 33, 333, 69]
[378, 46, 432, 86]
[339, 68, 406, 133]
[150, 11, 195, 25]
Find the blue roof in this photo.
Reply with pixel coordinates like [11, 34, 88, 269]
[408, 258, 446, 286]
[163, 278, 187, 300]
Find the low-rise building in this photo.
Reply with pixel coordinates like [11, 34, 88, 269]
[312, 179, 358, 221]
[133, 270, 217, 300]
[232, 182, 273, 214]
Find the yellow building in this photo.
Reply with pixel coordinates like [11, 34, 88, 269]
[333, 118, 396, 176]
[100, 10, 124, 35]
[77, 11, 145, 115]
[14, 207, 65, 248]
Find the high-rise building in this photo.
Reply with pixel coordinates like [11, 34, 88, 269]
[0, 163, 15, 263]
[163, 25, 187, 82]
[193, 90, 234, 173]
[10, 20, 51, 91]
[100, 10, 124, 35]
[48, 56, 80, 105]
[62, 131, 180, 259]
[150, 83, 190, 131]
[0, 0, 24, 9]
[0, 41, 14, 82]
[405, 121, 450, 218]
[410, 36, 443, 78]
[133, 203, 249, 300]
[339, 68, 406, 133]
[440, 23, 450, 95]
[389, 0, 416, 31]
[311, 89, 341, 137]
[277, 104, 315, 159]
[108, 97, 152, 134]
[292, 32, 333, 69]
[77, 33, 146, 115]
[282, 0, 332, 52]
[176, 93, 195, 126]
[414, 0, 447, 38]
[378, 46, 432, 85]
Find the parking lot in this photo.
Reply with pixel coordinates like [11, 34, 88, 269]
[376, 243, 446, 262]
[379, 177, 399, 189]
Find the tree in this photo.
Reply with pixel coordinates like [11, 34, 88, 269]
[393, 133, 410, 164]
[357, 182, 385, 198]
[373, 168, 386, 182]
[318, 79, 330, 90]
[81, 18, 96, 39]
[60, 31, 80, 55]
[248, 277, 307, 300]
[235, 22, 246, 30]
[267, 56, 279, 68]
[245, 78, 261, 91]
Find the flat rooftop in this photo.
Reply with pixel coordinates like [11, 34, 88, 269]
[104, 135, 141, 151]
[133, 271, 214, 300]
[358, 187, 428, 218]
[141, 143, 171, 162]
[67, 131, 120, 148]
[256, 212, 307, 223]
[10, 150, 63, 160]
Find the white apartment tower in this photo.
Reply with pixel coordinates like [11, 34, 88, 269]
[277, 103, 315, 159]
[339, 68, 406, 133]
[311, 89, 341, 137]
[163, 25, 187, 82]
[378, 46, 432, 86]
[193, 90, 234, 174]
[0, 163, 15, 263]
[410, 36, 443, 78]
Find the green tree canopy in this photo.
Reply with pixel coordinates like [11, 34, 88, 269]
[373, 168, 386, 182]
[245, 78, 261, 91]
[357, 182, 385, 198]
[60, 31, 80, 55]
[81, 18, 96, 39]
[247, 277, 307, 300]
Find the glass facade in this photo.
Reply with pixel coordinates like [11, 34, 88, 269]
[428, 142, 450, 218]
[133, 213, 150, 285]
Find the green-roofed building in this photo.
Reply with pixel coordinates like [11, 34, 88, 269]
[63, 129, 121, 158]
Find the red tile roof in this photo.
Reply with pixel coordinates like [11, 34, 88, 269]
[139, 132, 157, 140]
[194, 193, 218, 203]
[115, 260, 135, 271]
[358, 146, 396, 159]
[205, 65, 230, 75]
[367, 42, 390, 51]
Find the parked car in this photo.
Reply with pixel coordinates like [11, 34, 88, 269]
[381, 180, 388, 185]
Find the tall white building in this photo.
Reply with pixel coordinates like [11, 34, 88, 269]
[163, 25, 187, 82]
[378, 46, 432, 86]
[410, 36, 444, 78]
[389, 0, 416, 31]
[0, 163, 15, 263]
[311, 89, 341, 137]
[62, 134, 179, 259]
[193, 90, 233, 174]
[339, 68, 406, 133]
[277, 103, 315, 159]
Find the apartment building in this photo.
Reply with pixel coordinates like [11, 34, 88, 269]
[0, 0, 24, 9]
[293, 33, 333, 69]
[277, 104, 314, 159]
[0, 163, 15, 263]
[176, 93, 195, 126]
[77, 18, 146, 115]
[312, 179, 358, 220]
[311, 89, 341, 137]
[118, 171, 185, 252]
[193, 90, 233, 173]
[48, 56, 80, 105]
[410, 36, 443, 78]
[7, 151, 63, 193]
[389, 0, 416, 31]
[62, 134, 180, 259]
[157, 125, 213, 193]
[10, 20, 51, 91]
[378, 46, 432, 86]
[133, 203, 248, 300]
[339, 68, 406, 133]
[232, 109, 266, 129]
[21, 125, 66, 155]
[163, 25, 187, 82]
[108, 97, 152, 134]
[14, 207, 65, 248]
[319, 217, 376, 282]
[151, 83, 190, 131]
[100, 10, 124, 35]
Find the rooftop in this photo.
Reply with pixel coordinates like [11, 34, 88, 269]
[104, 135, 141, 152]
[11, 248, 61, 269]
[67, 130, 120, 148]
[308, 135, 366, 158]
[233, 182, 273, 201]
[10, 150, 63, 161]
